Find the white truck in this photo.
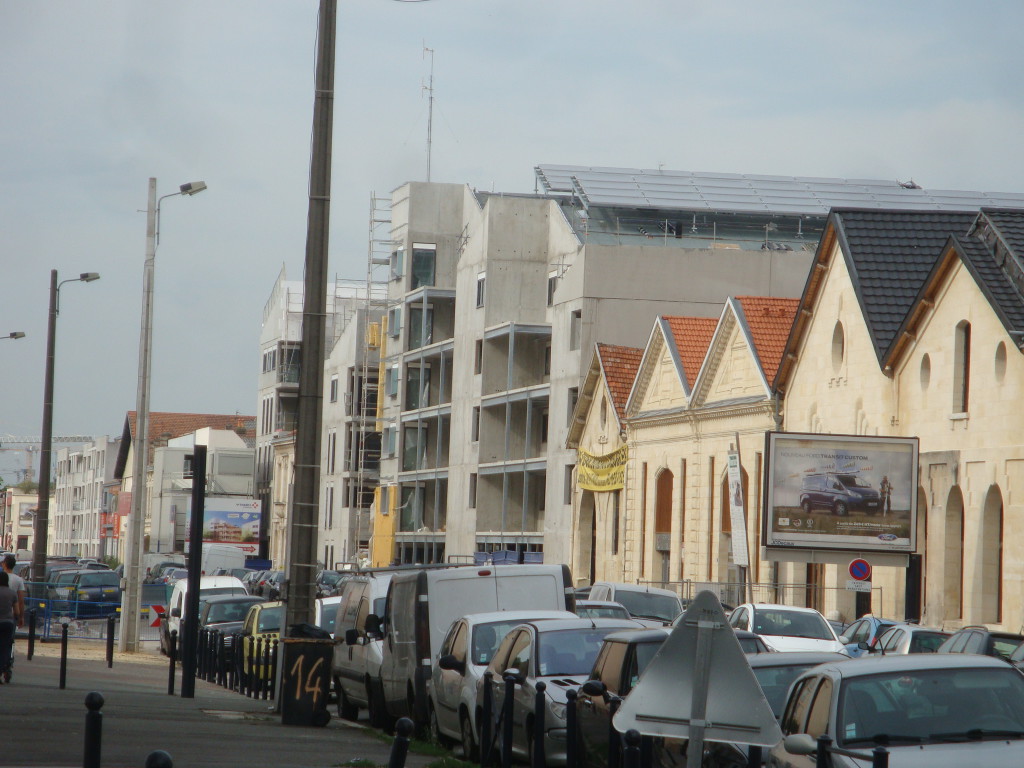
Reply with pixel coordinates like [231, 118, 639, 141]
[199, 543, 246, 575]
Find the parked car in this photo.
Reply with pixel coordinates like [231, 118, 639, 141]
[747, 651, 850, 720]
[936, 626, 1024, 660]
[160, 575, 247, 656]
[315, 595, 342, 638]
[316, 569, 348, 598]
[64, 569, 123, 617]
[198, 594, 265, 635]
[478, 617, 642, 765]
[257, 570, 285, 600]
[869, 623, 950, 655]
[575, 600, 632, 621]
[729, 603, 847, 654]
[587, 582, 684, 624]
[332, 570, 393, 727]
[770, 654, 1024, 766]
[241, 569, 265, 594]
[430, 609, 576, 758]
[798, 471, 881, 516]
[160, 568, 189, 585]
[838, 615, 898, 658]
[240, 600, 284, 681]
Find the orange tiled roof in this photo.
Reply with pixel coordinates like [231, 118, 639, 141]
[663, 316, 718, 389]
[596, 344, 643, 421]
[735, 296, 799, 383]
[127, 411, 256, 444]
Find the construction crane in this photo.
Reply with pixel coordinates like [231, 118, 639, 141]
[0, 435, 93, 484]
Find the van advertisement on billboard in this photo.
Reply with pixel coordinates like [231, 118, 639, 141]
[763, 432, 918, 553]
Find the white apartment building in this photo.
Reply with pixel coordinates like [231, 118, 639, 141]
[52, 437, 119, 559]
[377, 166, 842, 566]
[257, 265, 384, 566]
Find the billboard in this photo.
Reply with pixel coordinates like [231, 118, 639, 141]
[763, 432, 918, 553]
[185, 496, 261, 555]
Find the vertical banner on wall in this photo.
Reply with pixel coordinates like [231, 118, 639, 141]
[727, 451, 749, 567]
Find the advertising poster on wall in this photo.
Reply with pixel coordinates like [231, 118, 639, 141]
[185, 496, 261, 554]
[763, 432, 918, 553]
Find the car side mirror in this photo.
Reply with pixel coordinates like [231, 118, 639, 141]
[171, 607, 181, 618]
[345, 628, 360, 646]
[581, 679, 607, 697]
[783, 733, 817, 756]
[365, 614, 382, 636]
[838, 635, 850, 644]
[857, 641, 871, 651]
[438, 654, 466, 674]
[504, 667, 525, 685]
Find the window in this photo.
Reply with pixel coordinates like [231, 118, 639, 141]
[329, 375, 338, 403]
[474, 339, 483, 374]
[471, 407, 480, 442]
[953, 321, 971, 413]
[920, 353, 931, 390]
[390, 248, 404, 281]
[410, 244, 436, 289]
[469, 473, 478, 508]
[405, 366, 431, 410]
[612, 490, 621, 555]
[995, 341, 1007, 384]
[388, 307, 401, 338]
[564, 464, 574, 505]
[567, 387, 579, 426]
[386, 365, 399, 397]
[476, 273, 486, 308]
[408, 306, 433, 350]
[547, 272, 557, 307]
[570, 310, 582, 351]
[805, 679, 833, 738]
[326, 429, 337, 474]
[382, 425, 396, 458]
[543, 344, 551, 375]
[326, 484, 334, 529]
[831, 321, 845, 371]
[262, 348, 277, 373]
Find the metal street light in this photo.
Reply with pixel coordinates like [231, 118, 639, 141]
[121, 178, 207, 653]
[3, 332, 26, 340]
[32, 271, 101, 582]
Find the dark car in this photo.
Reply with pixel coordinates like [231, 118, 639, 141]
[799, 472, 881, 516]
[937, 626, 1024, 660]
[63, 570, 122, 617]
[198, 594, 266, 637]
[260, 570, 285, 600]
[316, 569, 347, 598]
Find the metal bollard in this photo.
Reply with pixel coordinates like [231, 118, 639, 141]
[481, 670, 494, 768]
[253, 637, 263, 698]
[872, 746, 889, 768]
[269, 639, 279, 700]
[502, 672, 517, 768]
[815, 734, 832, 768]
[27, 608, 37, 660]
[197, 629, 207, 679]
[565, 688, 578, 768]
[262, 638, 272, 700]
[532, 681, 547, 768]
[167, 630, 178, 696]
[106, 615, 116, 668]
[59, 622, 69, 689]
[622, 729, 641, 768]
[246, 635, 255, 698]
[83, 691, 104, 768]
[607, 697, 622, 768]
[389, 717, 414, 768]
[145, 749, 174, 768]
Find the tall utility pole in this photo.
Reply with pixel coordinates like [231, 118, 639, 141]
[286, 0, 337, 636]
[423, 45, 434, 182]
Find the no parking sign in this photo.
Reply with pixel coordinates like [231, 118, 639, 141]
[846, 559, 872, 592]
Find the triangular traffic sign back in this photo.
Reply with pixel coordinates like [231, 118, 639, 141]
[613, 590, 781, 748]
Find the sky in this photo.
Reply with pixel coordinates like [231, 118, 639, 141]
[2, 0, 1024, 482]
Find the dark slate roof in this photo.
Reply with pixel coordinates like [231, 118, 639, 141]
[832, 209, 979, 363]
[985, 208, 1024, 255]
[954, 236, 1024, 335]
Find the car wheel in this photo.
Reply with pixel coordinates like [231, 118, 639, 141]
[429, 701, 452, 747]
[367, 679, 394, 731]
[834, 501, 849, 516]
[336, 676, 359, 720]
[801, 499, 812, 515]
[460, 710, 479, 762]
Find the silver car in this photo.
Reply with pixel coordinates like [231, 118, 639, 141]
[477, 617, 642, 765]
[769, 654, 1024, 767]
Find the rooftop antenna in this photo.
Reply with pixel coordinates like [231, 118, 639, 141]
[422, 45, 435, 182]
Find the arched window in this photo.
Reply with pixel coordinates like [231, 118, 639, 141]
[831, 321, 845, 372]
[953, 321, 971, 413]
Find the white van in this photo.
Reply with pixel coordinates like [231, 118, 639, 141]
[160, 574, 247, 655]
[588, 581, 684, 623]
[376, 563, 574, 724]
[331, 571, 393, 726]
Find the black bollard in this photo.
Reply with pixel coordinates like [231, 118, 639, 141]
[622, 729, 641, 768]
[27, 608, 37, 661]
[106, 615, 115, 668]
[197, 629, 206, 679]
[607, 697, 622, 768]
[269, 639, 279, 700]
[145, 749, 174, 768]
[167, 630, 178, 696]
[815, 734, 832, 768]
[480, 671, 494, 768]
[501, 672, 517, 768]
[59, 622, 69, 689]
[83, 691, 104, 768]
[389, 717, 415, 768]
[245, 635, 255, 698]
[532, 681, 547, 768]
[565, 689, 578, 768]
[872, 746, 889, 768]
[262, 638, 272, 700]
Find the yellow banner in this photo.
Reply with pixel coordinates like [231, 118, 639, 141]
[578, 446, 628, 491]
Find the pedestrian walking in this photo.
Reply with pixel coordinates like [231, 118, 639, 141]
[879, 476, 893, 516]
[2, 554, 26, 682]
[0, 571, 22, 684]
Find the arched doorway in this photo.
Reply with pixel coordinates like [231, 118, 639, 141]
[719, 467, 749, 594]
[655, 469, 673, 583]
[905, 486, 927, 621]
[980, 485, 1004, 624]
[577, 490, 596, 587]
[944, 486, 964, 621]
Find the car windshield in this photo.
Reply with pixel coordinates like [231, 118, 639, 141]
[578, 605, 630, 620]
[257, 606, 283, 633]
[472, 620, 523, 666]
[207, 601, 255, 623]
[635, 641, 663, 678]
[755, 663, 823, 718]
[537, 628, 623, 676]
[755, 609, 832, 640]
[79, 573, 119, 587]
[836, 474, 871, 488]
[613, 591, 680, 622]
[992, 636, 1024, 660]
[909, 631, 949, 654]
[839, 667, 1024, 747]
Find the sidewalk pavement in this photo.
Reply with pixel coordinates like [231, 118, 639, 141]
[2, 639, 436, 768]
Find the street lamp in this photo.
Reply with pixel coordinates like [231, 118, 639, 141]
[121, 178, 207, 652]
[3, 332, 26, 340]
[32, 271, 101, 582]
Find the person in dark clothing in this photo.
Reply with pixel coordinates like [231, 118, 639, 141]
[0, 570, 22, 683]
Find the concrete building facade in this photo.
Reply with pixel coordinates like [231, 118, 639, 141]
[52, 436, 119, 559]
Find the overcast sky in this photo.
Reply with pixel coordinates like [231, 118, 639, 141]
[2, 1, 1023, 481]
